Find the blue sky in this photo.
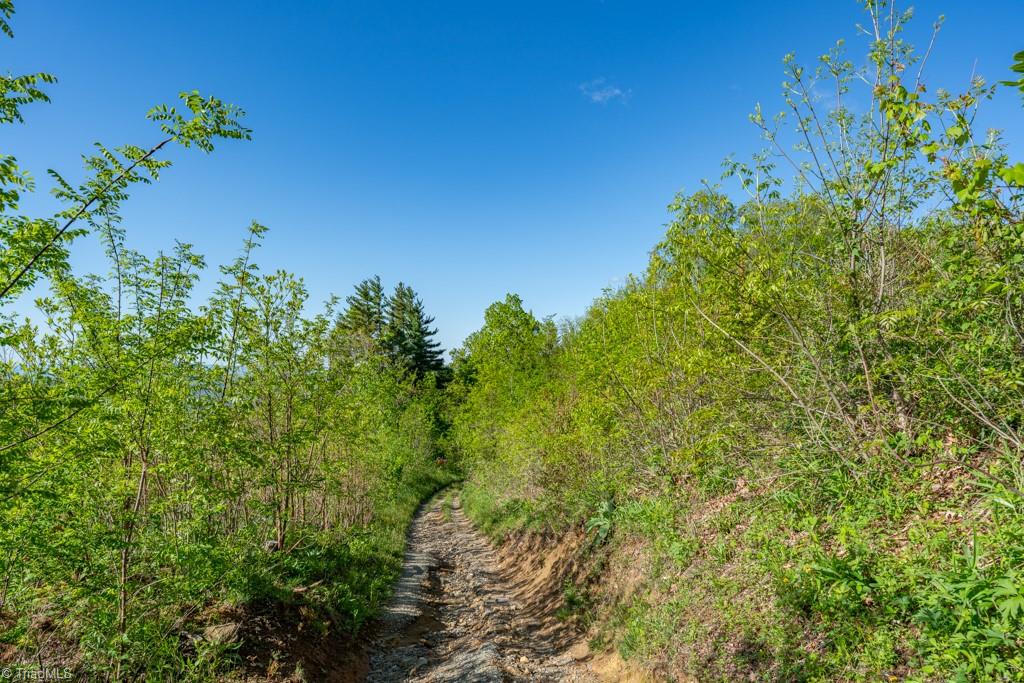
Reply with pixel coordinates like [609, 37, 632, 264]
[5, 1, 1023, 352]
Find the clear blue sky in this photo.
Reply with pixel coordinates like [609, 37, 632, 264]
[5, 1, 1023, 352]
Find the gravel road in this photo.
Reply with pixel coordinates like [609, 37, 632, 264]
[366, 495, 599, 682]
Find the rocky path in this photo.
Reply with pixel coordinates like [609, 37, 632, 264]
[366, 494, 600, 682]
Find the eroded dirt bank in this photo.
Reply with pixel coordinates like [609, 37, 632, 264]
[365, 495, 620, 682]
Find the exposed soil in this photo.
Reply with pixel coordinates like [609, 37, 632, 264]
[231, 600, 369, 683]
[366, 495, 608, 682]
[226, 491, 647, 682]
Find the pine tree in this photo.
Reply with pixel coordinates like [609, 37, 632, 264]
[384, 282, 444, 377]
[409, 294, 444, 376]
[339, 275, 387, 349]
[383, 282, 415, 368]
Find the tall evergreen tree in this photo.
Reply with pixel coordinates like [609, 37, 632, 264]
[409, 293, 445, 376]
[384, 282, 444, 377]
[339, 275, 386, 348]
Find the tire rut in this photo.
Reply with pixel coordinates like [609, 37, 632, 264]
[366, 495, 599, 682]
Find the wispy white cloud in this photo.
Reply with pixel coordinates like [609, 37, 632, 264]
[579, 78, 631, 104]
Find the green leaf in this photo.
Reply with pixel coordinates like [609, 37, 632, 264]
[998, 163, 1024, 186]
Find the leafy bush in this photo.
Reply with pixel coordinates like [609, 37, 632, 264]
[449, 4, 1024, 680]
[0, 3, 455, 677]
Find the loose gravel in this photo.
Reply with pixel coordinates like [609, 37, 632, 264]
[366, 495, 599, 682]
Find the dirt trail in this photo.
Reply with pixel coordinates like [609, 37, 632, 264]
[366, 495, 601, 682]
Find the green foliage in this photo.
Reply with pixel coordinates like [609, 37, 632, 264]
[340, 274, 387, 345]
[584, 501, 615, 545]
[0, 218, 452, 678]
[383, 282, 445, 378]
[1001, 50, 1024, 100]
[338, 276, 446, 379]
[0, 4, 453, 679]
[914, 542, 1024, 680]
[147, 90, 251, 153]
[449, 6, 1024, 681]
[3, 0, 1023, 680]
[555, 579, 592, 622]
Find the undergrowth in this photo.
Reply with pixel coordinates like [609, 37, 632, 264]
[450, 6, 1024, 681]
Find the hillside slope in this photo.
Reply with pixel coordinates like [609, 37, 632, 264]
[448, 9, 1024, 682]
